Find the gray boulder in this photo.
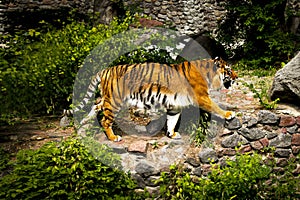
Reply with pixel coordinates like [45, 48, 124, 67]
[269, 52, 300, 104]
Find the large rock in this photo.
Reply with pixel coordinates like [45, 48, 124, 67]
[269, 52, 300, 104]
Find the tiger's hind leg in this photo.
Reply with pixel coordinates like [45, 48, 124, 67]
[101, 114, 122, 142]
[166, 110, 182, 139]
[100, 102, 122, 142]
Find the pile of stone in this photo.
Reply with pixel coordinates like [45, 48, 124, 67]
[91, 109, 300, 194]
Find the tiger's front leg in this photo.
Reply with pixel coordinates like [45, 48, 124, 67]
[196, 95, 235, 120]
[166, 109, 182, 139]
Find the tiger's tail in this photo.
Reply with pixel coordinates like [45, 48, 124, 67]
[63, 71, 102, 124]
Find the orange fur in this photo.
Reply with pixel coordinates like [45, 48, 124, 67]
[93, 58, 237, 141]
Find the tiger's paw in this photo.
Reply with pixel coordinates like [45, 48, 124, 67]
[225, 111, 235, 120]
[108, 135, 122, 142]
[114, 135, 122, 142]
[167, 131, 182, 139]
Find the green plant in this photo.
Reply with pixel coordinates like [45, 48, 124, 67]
[157, 152, 300, 200]
[190, 111, 212, 146]
[0, 137, 144, 199]
[0, 148, 11, 173]
[0, 12, 135, 123]
[157, 153, 272, 199]
[243, 80, 280, 110]
[217, 0, 298, 68]
[265, 156, 300, 199]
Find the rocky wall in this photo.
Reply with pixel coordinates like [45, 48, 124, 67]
[1, 0, 299, 36]
[102, 110, 300, 194]
[124, 0, 226, 36]
[0, 0, 94, 34]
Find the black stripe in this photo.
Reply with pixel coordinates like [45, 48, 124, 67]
[156, 85, 161, 97]
[207, 72, 210, 79]
[162, 94, 167, 105]
[157, 67, 160, 83]
[151, 96, 155, 105]
[181, 63, 188, 79]
[139, 64, 145, 80]
[147, 84, 153, 101]
[148, 63, 154, 84]
[206, 61, 210, 69]
[213, 63, 218, 72]
[140, 63, 149, 84]
[104, 113, 114, 121]
[103, 107, 113, 112]
[110, 79, 114, 95]
[144, 104, 151, 109]
[157, 93, 161, 101]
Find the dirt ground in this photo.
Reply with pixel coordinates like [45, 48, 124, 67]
[0, 116, 74, 154]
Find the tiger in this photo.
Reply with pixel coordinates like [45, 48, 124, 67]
[66, 57, 238, 142]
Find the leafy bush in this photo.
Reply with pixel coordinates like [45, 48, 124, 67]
[0, 147, 11, 174]
[190, 111, 212, 146]
[0, 137, 144, 199]
[217, 0, 298, 68]
[157, 152, 300, 199]
[0, 14, 134, 122]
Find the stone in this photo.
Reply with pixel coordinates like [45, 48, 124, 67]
[287, 125, 298, 134]
[145, 176, 160, 187]
[225, 118, 242, 130]
[281, 127, 287, 134]
[273, 167, 285, 173]
[259, 138, 269, 148]
[220, 128, 233, 137]
[279, 115, 296, 127]
[242, 115, 258, 128]
[131, 173, 145, 188]
[274, 148, 292, 158]
[276, 158, 288, 167]
[192, 166, 202, 176]
[239, 145, 252, 153]
[238, 127, 266, 141]
[246, 118, 258, 128]
[266, 131, 278, 139]
[291, 134, 300, 145]
[106, 143, 127, 154]
[201, 164, 212, 176]
[269, 133, 292, 148]
[292, 164, 300, 175]
[263, 125, 274, 132]
[198, 148, 218, 163]
[258, 110, 279, 124]
[218, 148, 236, 156]
[269, 52, 300, 104]
[185, 157, 200, 167]
[145, 186, 160, 197]
[221, 133, 247, 148]
[296, 116, 300, 125]
[218, 157, 229, 167]
[128, 140, 148, 153]
[250, 141, 264, 150]
[154, 1, 161, 6]
[135, 161, 157, 177]
[60, 115, 71, 127]
[157, 14, 167, 20]
[292, 146, 300, 154]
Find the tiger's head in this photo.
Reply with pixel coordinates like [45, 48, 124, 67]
[214, 57, 238, 89]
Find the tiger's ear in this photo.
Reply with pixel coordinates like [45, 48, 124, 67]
[214, 56, 220, 62]
[214, 56, 225, 68]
